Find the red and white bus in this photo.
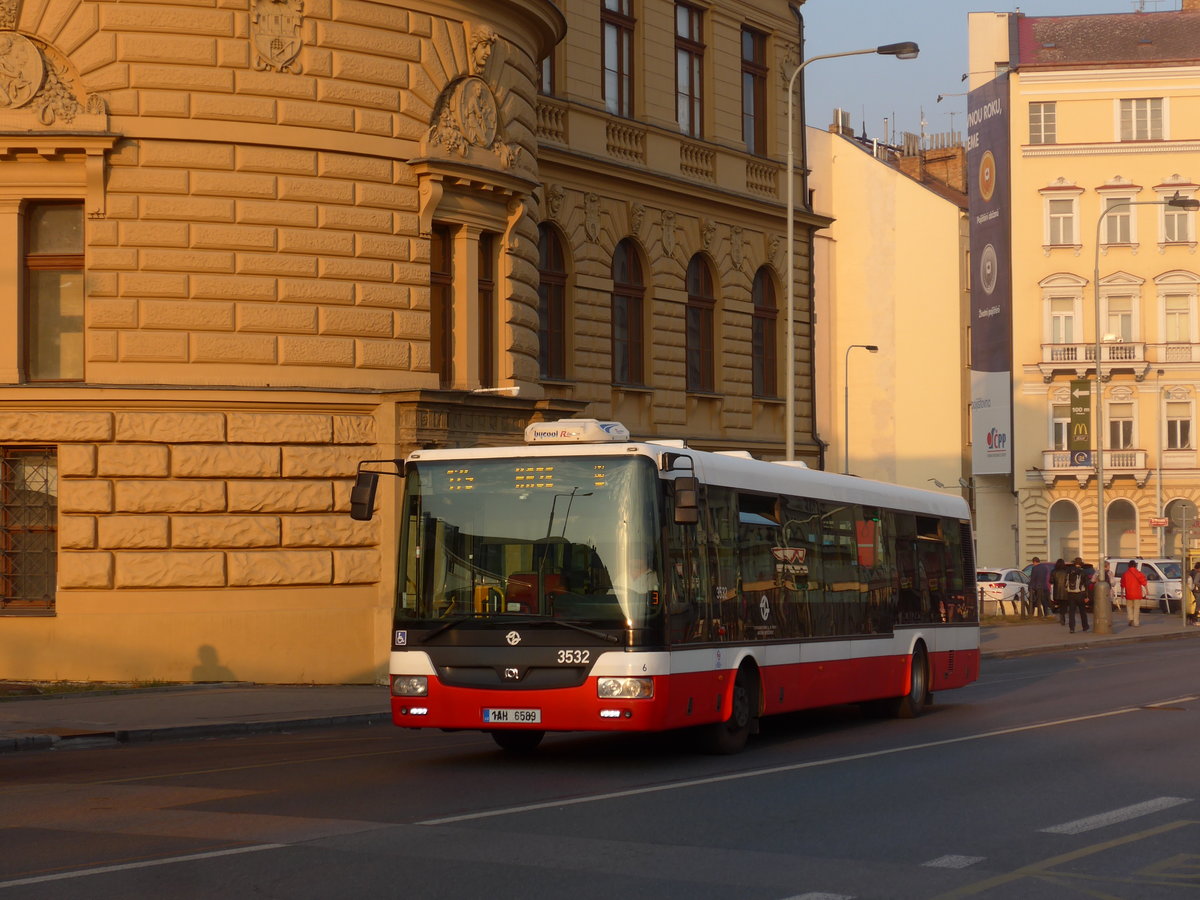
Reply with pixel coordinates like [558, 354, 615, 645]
[351, 419, 979, 753]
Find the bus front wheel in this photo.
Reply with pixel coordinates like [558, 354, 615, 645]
[702, 667, 756, 755]
[490, 730, 545, 753]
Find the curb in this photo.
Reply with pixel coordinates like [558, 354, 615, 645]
[981, 626, 1200, 660]
[0, 711, 392, 755]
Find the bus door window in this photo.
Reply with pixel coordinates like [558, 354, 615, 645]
[737, 492, 784, 640]
[893, 514, 926, 624]
[915, 516, 949, 621]
[705, 486, 740, 640]
[819, 502, 866, 635]
[861, 507, 896, 634]
[781, 495, 821, 638]
[667, 505, 708, 644]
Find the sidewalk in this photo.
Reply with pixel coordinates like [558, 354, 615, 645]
[2, 614, 1197, 753]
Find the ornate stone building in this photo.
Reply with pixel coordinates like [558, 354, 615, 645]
[0, 0, 823, 682]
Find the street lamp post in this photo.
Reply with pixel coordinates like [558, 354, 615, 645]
[784, 41, 918, 461]
[1091, 193, 1199, 633]
[843, 343, 879, 474]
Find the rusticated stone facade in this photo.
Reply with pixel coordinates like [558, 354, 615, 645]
[0, 0, 819, 683]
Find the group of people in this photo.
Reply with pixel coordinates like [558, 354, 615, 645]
[1028, 556, 1200, 631]
[1027, 556, 1146, 633]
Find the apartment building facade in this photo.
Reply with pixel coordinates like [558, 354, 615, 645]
[0, 0, 821, 682]
[969, 6, 1200, 568]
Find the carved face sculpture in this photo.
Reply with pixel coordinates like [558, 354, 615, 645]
[470, 28, 496, 76]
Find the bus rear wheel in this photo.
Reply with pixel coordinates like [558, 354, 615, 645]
[702, 668, 756, 755]
[490, 730, 545, 753]
[864, 646, 929, 719]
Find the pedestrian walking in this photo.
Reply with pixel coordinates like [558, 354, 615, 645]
[1029, 556, 1053, 617]
[1051, 558, 1069, 625]
[1064, 558, 1090, 633]
[1188, 561, 1200, 625]
[1102, 561, 1122, 613]
[1121, 559, 1147, 627]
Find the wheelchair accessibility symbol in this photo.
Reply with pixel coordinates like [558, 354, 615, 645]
[1071, 450, 1092, 467]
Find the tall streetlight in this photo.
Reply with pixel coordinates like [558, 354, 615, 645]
[784, 40, 918, 461]
[1091, 192, 1199, 633]
[843, 343, 879, 474]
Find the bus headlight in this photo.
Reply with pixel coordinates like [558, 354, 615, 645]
[391, 675, 428, 696]
[597, 677, 654, 699]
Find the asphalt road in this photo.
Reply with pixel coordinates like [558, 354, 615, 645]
[2, 640, 1199, 899]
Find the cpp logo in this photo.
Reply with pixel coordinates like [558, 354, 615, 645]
[986, 428, 1008, 450]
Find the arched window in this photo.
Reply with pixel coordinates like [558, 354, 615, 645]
[751, 267, 778, 397]
[685, 254, 715, 392]
[612, 239, 644, 385]
[537, 224, 568, 380]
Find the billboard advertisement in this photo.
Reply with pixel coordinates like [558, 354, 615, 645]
[967, 74, 1013, 476]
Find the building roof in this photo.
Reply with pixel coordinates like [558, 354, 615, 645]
[1018, 10, 1200, 69]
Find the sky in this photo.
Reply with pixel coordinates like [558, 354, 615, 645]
[799, 0, 1180, 140]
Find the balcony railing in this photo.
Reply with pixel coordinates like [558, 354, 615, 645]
[1041, 342, 1145, 365]
[1041, 448, 1148, 471]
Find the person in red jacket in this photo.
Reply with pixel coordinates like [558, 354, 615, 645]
[1121, 559, 1147, 627]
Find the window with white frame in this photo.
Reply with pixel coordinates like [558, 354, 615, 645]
[1102, 196, 1134, 245]
[1104, 295, 1134, 342]
[1050, 296, 1075, 343]
[1120, 98, 1163, 141]
[1029, 101, 1056, 144]
[1164, 293, 1191, 343]
[1163, 201, 1194, 244]
[1052, 404, 1070, 450]
[1108, 402, 1134, 449]
[1167, 400, 1192, 450]
[1047, 197, 1076, 245]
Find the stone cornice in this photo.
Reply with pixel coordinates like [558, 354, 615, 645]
[109, 116, 420, 162]
[1024, 141, 1200, 157]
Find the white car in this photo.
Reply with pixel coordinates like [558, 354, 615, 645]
[976, 568, 1030, 616]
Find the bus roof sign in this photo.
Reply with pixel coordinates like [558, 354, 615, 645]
[525, 419, 631, 444]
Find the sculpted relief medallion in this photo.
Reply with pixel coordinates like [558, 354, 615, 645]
[425, 25, 521, 170]
[0, 33, 44, 109]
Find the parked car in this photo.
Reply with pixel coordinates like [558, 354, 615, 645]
[1108, 557, 1184, 612]
[977, 568, 1029, 616]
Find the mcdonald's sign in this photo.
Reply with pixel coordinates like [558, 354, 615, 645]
[1069, 379, 1091, 456]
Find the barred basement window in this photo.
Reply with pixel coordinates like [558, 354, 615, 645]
[1, 447, 57, 614]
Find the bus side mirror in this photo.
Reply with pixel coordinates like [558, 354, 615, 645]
[673, 476, 699, 525]
[350, 471, 380, 521]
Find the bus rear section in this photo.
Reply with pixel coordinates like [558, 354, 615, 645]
[352, 418, 979, 753]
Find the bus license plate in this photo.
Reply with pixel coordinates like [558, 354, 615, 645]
[483, 708, 541, 724]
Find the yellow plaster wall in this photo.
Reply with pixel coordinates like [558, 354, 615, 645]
[808, 129, 966, 490]
[3, 587, 386, 684]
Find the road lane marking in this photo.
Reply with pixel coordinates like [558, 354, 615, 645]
[930, 819, 1196, 899]
[923, 855, 985, 869]
[0, 844, 284, 890]
[418, 698, 1194, 825]
[1041, 797, 1192, 834]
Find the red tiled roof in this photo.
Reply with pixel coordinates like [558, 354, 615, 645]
[1019, 10, 1200, 68]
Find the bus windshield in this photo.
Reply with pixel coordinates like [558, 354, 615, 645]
[397, 455, 662, 633]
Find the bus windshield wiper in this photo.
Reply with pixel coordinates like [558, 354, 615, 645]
[420, 613, 494, 643]
[505, 613, 621, 644]
[420, 612, 619, 644]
